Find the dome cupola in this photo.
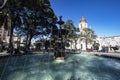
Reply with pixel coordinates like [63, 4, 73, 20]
[80, 17, 87, 23]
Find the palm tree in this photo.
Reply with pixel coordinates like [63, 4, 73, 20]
[80, 28, 97, 50]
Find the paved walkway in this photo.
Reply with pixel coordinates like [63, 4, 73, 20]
[1, 51, 120, 59]
[81, 52, 120, 59]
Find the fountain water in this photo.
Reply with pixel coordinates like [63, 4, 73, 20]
[1, 54, 120, 80]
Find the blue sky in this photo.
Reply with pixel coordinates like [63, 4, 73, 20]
[50, 0, 120, 37]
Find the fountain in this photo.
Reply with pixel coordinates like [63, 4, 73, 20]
[0, 16, 120, 79]
[1, 54, 120, 80]
[1, 1, 120, 80]
[52, 16, 69, 61]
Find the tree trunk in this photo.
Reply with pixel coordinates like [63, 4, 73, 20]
[85, 39, 87, 50]
[0, 23, 5, 52]
[28, 35, 32, 51]
[75, 40, 77, 50]
[25, 34, 29, 53]
[8, 23, 14, 53]
[8, 13, 14, 54]
[70, 42, 72, 49]
[25, 34, 32, 53]
[1, 23, 5, 41]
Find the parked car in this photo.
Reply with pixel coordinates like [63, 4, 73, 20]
[87, 48, 93, 52]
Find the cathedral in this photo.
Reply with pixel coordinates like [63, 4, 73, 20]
[78, 17, 120, 52]
[78, 17, 91, 50]
[69, 17, 92, 50]
[71, 17, 120, 52]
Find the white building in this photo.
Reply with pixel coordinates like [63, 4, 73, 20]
[79, 17, 88, 33]
[96, 36, 120, 51]
[68, 17, 92, 50]
[71, 17, 120, 51]
[78, 17, 92, 50]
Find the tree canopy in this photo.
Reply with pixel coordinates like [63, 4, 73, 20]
[80, 27, 97, 50]
[64, 20, 80, 49]
[0, 0, 58, 53]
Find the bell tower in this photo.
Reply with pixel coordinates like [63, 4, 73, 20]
[79, 17, 88, 33]
[78, 17, 88, 50]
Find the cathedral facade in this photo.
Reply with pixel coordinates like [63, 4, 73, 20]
[69, 17, 92, 50]
[71, 17, 120, 52]
[79, 17, 89, 50]
[78, 17, 93, 50]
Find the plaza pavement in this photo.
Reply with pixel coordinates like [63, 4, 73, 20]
[0, 51, 120, 59]
[81, 51, 120, 59]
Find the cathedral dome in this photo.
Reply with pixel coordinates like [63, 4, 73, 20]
[80, 17, 87, 23]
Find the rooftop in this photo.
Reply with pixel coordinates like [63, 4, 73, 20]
[80, 17, 87, 23]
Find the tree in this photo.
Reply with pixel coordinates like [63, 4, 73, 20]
[34, 41, 42, 50]
[17, 0, 57, 53]
[1, 0, 57, 53]
[80, 28, 97, 50]
[64, 20, 79, 50]
[0, 1, 7, 51]
[1, 0, 22, 53]
[93, 41, 100, 51]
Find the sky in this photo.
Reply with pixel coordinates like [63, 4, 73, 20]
[50, 0, 120, 37]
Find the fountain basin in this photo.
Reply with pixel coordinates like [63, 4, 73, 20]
[0, 53, 120, 80]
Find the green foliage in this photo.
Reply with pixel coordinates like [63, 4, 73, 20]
[64, 20, 79, 40]
[93, 41, 100, 50]
[64, 20, 80, 49]
[0, 0, 57, 52]
[34, 42, 42, 50]
[80, 28, 97, 49]
[80, 28, 96, 43]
